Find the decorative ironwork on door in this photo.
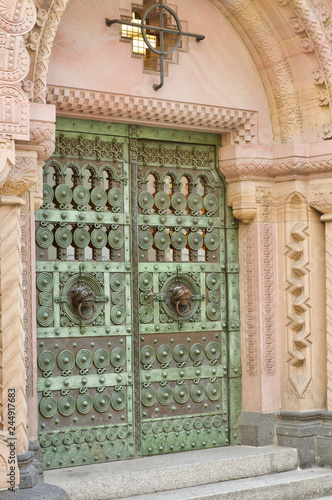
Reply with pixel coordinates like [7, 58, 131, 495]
[36, 120, 240, 469]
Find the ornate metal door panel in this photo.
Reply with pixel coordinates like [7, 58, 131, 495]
[36, 120, 240, 469]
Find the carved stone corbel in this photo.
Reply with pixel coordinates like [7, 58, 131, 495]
[227, 181, 257, 223]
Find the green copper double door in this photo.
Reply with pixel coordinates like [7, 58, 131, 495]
[35, 119, 240, 470]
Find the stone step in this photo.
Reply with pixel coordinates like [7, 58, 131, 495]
[123, 469, 332, 500]
[44, 445, 298, 500]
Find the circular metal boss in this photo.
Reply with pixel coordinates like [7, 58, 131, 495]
[108, 187, 123, 207]
[94, 349, 109, 369]
[106, 427, 118, 440]
[188, 193, 203, 211]
[193, 417, 203, 429]
[162, 420, 173, 433]
[108, 230, 124, 250]
[54, 227, 72, 248]
[142, 423, 152, 435]
[213, 415, 223, 427]
[51, 433, 62, 446]
[183, 417, 194, 431]
[38, 350, 56, 373]
[76, 349, 93, 370]
[174, 385, 190, 404]
[37, 272, 53, 292]
[206, 273, 220, 290]
[141, 387, 157, 407]
[190, 383, 206, 403]
[39, 434, 51, 448]
[91, 187, 107, 207]
[39, 291, 52, 307]
[73, 228, 90, 248]
[138, 191, 154, 210]
[110, 273, 125, 292]
[112, 292, 124, 305]
[171, 192, 187, 211]
[138, 230, 153, 250]
[173, 344, 189, 363]
[43, 184, 53, 204]
[94, 392, 110, 412]
[117, 426, 128, 439]
[154, 231, 170, 250]
[91, 228, 107, 249]
[208, 290, 219, 303]
[206, 342, 221, 361]
[158, 385, 173, 406]
[204, 232, 220, 251]
[85, 430, 95, 442]
[74, 430, 85, 443]
[36, 227, 54, 249]
[138, 272, 153, 292]
[111, 305, 126, 325]
[207, 382, 222, 401]
[55, 184, 72, 205]
[37, 306, 54, 327]
[111, 390, 126, 411]
[188, 232, 203, 251]
[63, 432, 74, 445]
[171, 231, 187, 250]
[207, 303, 221, 321]
[57, 350, 75, 371]
[58, 395, 75, 416]
[157, 345, 173, 364]
[110, 347, 126, 368]
[152, 421, 163, 434]
[190, 343, 205, 363]
[204, 194, 218, 213]
[140, 345, 156, 365]
[203, 415, 213, 428]
[139, 305, 154, 323]
[96, 429, 107, 441]
[39, 397, 57, 418]
[73, 185, 90, 206]
[173, 419, 183, 432]
[154, 192, 170, 210]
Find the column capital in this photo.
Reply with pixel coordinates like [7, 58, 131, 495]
[309, 180, 332, 218]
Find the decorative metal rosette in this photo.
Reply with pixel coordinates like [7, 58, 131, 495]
[94, 392, 110, 412]
[207, 303, 221, 321]
[108, 188, 123, 208]
[206, 342, 221, 361]
[152, 421, 163, 434]
[37, 307, 54, 327]
[139, 305, 154, 323]
[208, 290, 219, 303]
[57, 350, 75, 371]
[204, 194, 218, 213]
[190, 383, 206, 403]
[111, 390, 126, 411]
[171, 231, 187, 250]
[76, 349, 93, 370]
[183, 417, 194, 431]
[117, 426, 128, 439]
[96, 429, 107, 442]
[140, 345, 156, 365]
[204, 232, 220, 251]
[138, 230, 153, 250]
[39, 434, 51, 448]
[38, 351, 56, 372]
[193, 417, 203, 430]
[108, 230, 124, 249]
[111, 305, 126, 324]
[73, 228, 90, 248]
[55, 184, 72, 205]
[37, 272, 53, 292]
[203, 415, 213, 428]
[154, 192, 170, 211]
[51, 433, 62, 446]
[174, 384, 190, 404]
[58, 395, 75, 416]
[138, 191, 154, 210]
[39, 397, 57, 418]
[138, 272, 153, 291]
[106, 427, 118, 440]
[157, 345, 173, 364]
[142, 423, 152, 435]
[110, 273, 125, 292]
[162, 420, 173, 433]
[188, 193, 203, 211]
[74, 430, 85, 444]
[36, 227, 54, 249]
[207, 382, 222, 401]
[154, 231, 170, 251]
[112, 292, 124, 305]
[141, 387, 157, 407]
[73, 185, 90, 206]
[63, 432, 74, 445]
[55, 227, 72, 248]
[213, 415, 223, 427]
[110, 347, 126, 368]
[190, 343, 205, 363]
[188, 232, 203, 251]
[85, 430, 95, 442]
[171, 192, 187, 211]
[173, 344, 189, 363]
[158, 385, 173, 406]
[91, 228, 107, 248]
[206, 273, 220, 290]
[173, 419, 183, 432]
[94, 349, 109, 369]
[91, 187, 107, 207]
[42, 184, 53, 204]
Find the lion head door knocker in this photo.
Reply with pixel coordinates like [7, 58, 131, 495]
[72, 284, 96, 320]
[171, 285, 193, 317]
